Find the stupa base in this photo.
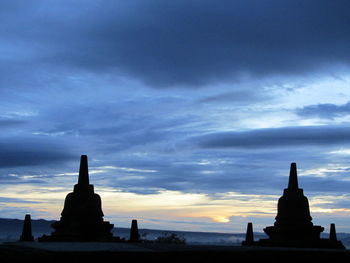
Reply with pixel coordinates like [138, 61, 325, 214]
[243, 238, 345, 249]
[38, 233, 122, 242]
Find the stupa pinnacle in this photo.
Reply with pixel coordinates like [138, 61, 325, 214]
[78, 155, 89, 185]
[39, 155, 118, 242]
[287, 162, 299, 190]
[243, 162, 345, 249]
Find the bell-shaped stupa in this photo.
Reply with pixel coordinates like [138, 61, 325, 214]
[263, 163, 324, 242]
[243, 163, 344, 249]
[39, 155, 118, 242]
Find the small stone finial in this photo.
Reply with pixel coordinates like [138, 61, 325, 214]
[245, 222, 254, 243]
[20, 214, 34, 242]
[330, 223, 337, 241]
[287, 162, 299, 190]
[78, 155, 89, 185]
[129, 219, 140, 242]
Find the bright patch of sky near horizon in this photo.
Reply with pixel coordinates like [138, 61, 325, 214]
[1, 0, 350, 233]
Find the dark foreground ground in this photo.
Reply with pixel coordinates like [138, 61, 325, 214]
[1, 242, 350, 263]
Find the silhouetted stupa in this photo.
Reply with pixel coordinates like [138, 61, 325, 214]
[39, 155, 118, 242]
[242, 222, 254, 246]
[129, 219, 140, 242]
[19, 214, 34, 242]
[243, 163, 345, 249]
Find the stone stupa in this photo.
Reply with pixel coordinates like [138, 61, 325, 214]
[19, 214, 34, 242]
[39, 155, 118, 242]
[129, 219, 140, 242]
[242, 163, 344, 249]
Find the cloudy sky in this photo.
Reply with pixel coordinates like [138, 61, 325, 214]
[1, 0, 350, 233]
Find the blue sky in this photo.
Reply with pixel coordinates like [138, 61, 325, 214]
[1, 0, 350, 233]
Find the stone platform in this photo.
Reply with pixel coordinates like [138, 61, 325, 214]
[2, 242, 350, 262]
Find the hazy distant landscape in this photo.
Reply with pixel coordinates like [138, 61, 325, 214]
[1, 218, 350, 249]
[0, 218, 245, 245]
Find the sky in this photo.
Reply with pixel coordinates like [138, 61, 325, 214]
[1, 0, 350, 233]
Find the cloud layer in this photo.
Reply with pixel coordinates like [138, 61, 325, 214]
[297, 102, 350, 119]
[196, 125, 350, 148]
[1, 1, 350, 231]
[1, 0, 350, 88]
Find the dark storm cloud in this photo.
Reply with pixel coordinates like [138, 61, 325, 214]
[196, 125, 350, 149]
[0, 137, 75, 168]
[2, 0, 350, 87]
[296, 102, 350, 119]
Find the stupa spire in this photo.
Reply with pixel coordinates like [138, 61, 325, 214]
[78, 155, 89, 185]
[287, 162, 299, 190]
